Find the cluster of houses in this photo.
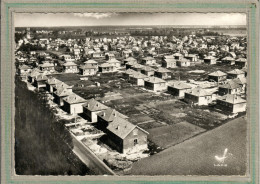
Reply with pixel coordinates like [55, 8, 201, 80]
[18, 66, 149, 154]
[16, 30, 248, 153]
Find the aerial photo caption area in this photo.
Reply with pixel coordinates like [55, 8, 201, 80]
[14, 13, 247, 176]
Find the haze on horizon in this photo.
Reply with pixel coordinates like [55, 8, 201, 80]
[14, 13, 246, 27]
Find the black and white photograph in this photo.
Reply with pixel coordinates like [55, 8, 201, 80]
[14, 12, 249, 176]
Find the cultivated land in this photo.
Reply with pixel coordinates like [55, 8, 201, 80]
[128, 116, 247, 175]
[49, 69, 243, 155]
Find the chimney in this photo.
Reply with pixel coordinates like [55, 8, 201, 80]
[116, 125, 119, 130]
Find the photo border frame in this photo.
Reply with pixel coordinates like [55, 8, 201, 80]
[1, 0, 259, 183]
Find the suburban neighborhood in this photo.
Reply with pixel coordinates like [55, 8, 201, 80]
[15, 24, 248, 175]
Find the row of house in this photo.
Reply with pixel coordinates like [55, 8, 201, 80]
[23, 68, 149, 154]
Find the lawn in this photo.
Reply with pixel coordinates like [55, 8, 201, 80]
[148, 121, 206, 148]
[128, 116, 247, 176]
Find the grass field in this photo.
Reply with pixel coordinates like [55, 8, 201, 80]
[169, 63, 239, 81]
[128, 116, 247, 176]
[148, 122, 205, 148]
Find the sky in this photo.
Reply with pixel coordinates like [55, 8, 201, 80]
[14, 13, 246, 27]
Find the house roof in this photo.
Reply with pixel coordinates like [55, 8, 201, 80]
[53, 82, 72, 90]
[99, 63, 114, 68]
[79, 65, 97, 69]
[29, 69, 42, 77]
[232, 77, 247, 85]
[126, 60, 138, 66]
[163, 58, 176, 63]
[84, 59, 98, 64]
[141, 66, 155, 72]
[227, 69, 245, 75]
[124, 57, 137, 63]
[132, 64, 144, 69]
[54, 88, 73, 97]
[125, 69, 138, 75]
[222, 57, 235, 61]
[62, 61, 77, 66]
[63, 93, 87, 104]
[218, 94, 246, 104]
[170, 82, 192, 89]
[19, 65, 31, 70]
[144, 77, 166, 84]
[107, 59, 120, 64]
[35, 74, 48, 81]
[97, 108, 128, 122]
[173, 53, 183, 56]
[39, 62, 54, 68]
[142, 56, 155, 61]
[47, 77, 62, 85]
[106, 117, 148, 139]
[186, 87, 211, 96]
[163, 55, 175, 59]
[130, 72, 149, 79]
[204, 56, 217, 60]
[208, 70, 227, 77]
[82, 98, 108, 112]
[106, 117, 136, 139]
[156, 67, 171, 73]
[219, 80, 240, 89]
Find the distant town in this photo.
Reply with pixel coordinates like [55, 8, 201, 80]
[15, 25, 247, 175]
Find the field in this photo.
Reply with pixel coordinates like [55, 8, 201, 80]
[148, 122, 205, 148]
[168, 63, 239, 81]
[128, 116, 247, 175]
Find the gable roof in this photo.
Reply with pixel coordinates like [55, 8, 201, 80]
[163, 58, 176, 63]
[130, 72, 149, 79]
[35, 74, 48, 81]
[106, 117, 148, 139]
[97, 108, 128, 122]
[63, 93, 87, 104]
[186, 87, 211, 96]
[62, 61, 77, 66]
[82, 98, 108, 112]
[144, 77, 166, 84]
[47, 77, 62, 85]
[170, 82, 192, 89]
[54, 88, 73, 97]
[208, 70, 227, 77]
[156, 67, 171, 73]
[218, 94, 246, 104]
[29, 69, 42, 77]
[141, 66, 156, 72]
[163, 55, 175, 59]
[125, 69, 138, 75]
[53, 82, 72, 90]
